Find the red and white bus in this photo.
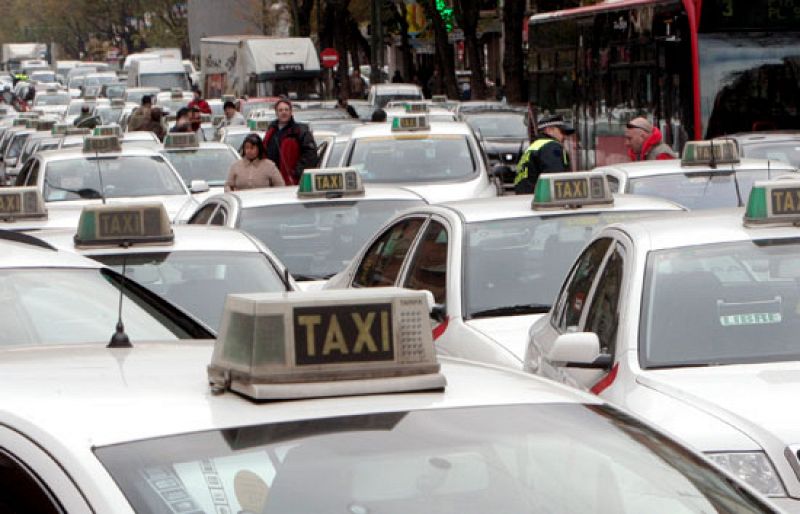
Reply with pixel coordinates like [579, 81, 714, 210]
[528, 0, 800, 168]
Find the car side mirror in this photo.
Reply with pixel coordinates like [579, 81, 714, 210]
[189, 179, 210, 193]
[431, 303, 447, 323]
[547, 332, 608, 368]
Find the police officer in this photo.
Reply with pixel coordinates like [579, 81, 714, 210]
[514, 115, 574, 195]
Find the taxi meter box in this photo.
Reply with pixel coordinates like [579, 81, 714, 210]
[0, 186, 46, 221]
[745, 177, 800, 225]
[533, 171, 614, 209]
[298, 167, 364, 198]
[74, 203, 174, 247]
[208, 288, 445, 400]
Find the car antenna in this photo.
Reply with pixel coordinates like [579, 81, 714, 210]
[94, 148, 107, 205]
[108, 256, 132, 348]
[283, 266, 292, 290]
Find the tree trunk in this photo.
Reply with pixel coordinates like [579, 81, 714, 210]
[290, 0, 315, 37]
[454, 0, 486, 99]
[502, 0, 526, 102]
[420, 0, 458, 99]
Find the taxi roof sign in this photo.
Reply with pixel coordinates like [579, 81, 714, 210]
[82, 134, 122, 153]
[298, 167, 364, 197]
[164, 132, 199, 148]
[51, 123, 71, 135]
[745, 178, 800, 225]
[391, 114, 429, 132]
[18, 112, 40, 119]
[93, 124, 122, 137]
[208, 288, 445, 400]
[110, 98, 126, 108]
[431, 95, 448, 103]
[533, 171, 613, 209]
[34, 119, 55, 131]
[0, 187, 46, 221]
[74, 203, 174, 247]
[402, 101, 429, 114]
[13, 118, 29, 127]
[248, 119, 270, 131]
[682, 139, 739, 166]
[170, 88, 184, 100]
[66, 127, 91, 135]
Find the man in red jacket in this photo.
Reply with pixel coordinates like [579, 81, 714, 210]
[187, 88, 211, 115]
[625, 117, 677, 161]
[263, 99, 317, 185]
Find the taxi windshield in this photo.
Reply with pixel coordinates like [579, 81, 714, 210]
[347, 135, 477, 183]
[464, 113, 528, 139]
[95, 251, 286, 330]
[465, 211, 664, 318]
[161, 148, 238, 187]
[223, 132, 248, 153]
[239, 199, 425, 280]
[0, 267, 191, 346]
[95, 403, 768, 514]
[740, 141, 800, 168]
[43, 155, 186, 202]
[628, 169, 782, 210]
[141, 73, 189, 91]
[642, 240, 800, 368]
[34, 94, 70, 106]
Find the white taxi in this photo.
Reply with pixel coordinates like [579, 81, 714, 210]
[187, 168, 428, 284]
[0, 186, 84, 232]
[158, 132, 238, 196]
[341, 109, 498, 202]
[595, 140, 798, 209]
[35, 202, 295, 331]
[326, 172, 684, 368]
[0, 287, 780, 513]
[526, 170, 800, 510]
[13, 133, 202, 222]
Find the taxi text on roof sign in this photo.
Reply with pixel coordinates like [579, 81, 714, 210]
[74, 203, 174, 247]
[208, 288, 446, 400]
[298, 168, 364, 197]
[0, 187, 46, 221]
[744, 177, 800, 225]
[83, 135, 122, 153]
[403, 101, 429, 114]
[391, 114, 429, 132]
[93, 125, 122, 137]
[532, 171, 613, 209]
[51, 123, 70, 135]
[164, 132, 199, 149]
[682, 139, 739, 166]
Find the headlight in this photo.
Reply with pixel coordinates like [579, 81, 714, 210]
[706, 452, 785, 497]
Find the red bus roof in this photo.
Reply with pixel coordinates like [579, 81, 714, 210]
[528, 0, 694, 24]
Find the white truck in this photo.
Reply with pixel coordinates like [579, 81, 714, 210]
[200, 36, 320, 99]
[2, 43, 47, 72]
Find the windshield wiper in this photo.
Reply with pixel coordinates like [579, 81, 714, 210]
[470, 303, 551, 318]
[44, 179, 103, 199]
[292, 274, 326, 281]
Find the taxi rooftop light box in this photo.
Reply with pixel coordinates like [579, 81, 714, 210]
[533, 171, 613, 209]
[208, 288, 445, 400]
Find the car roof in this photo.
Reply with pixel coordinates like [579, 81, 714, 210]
[0, 232, 103, 269]
[222, 185, 428, 209]
[34, 225, 265, 256]
[350, 121, 474, 138]
[423, 193, 685, 223]
[0, 341, 600, 447]
[160, 141, 235, 152]
[595, 158, 797, 178]
[37, 145, 165, 162]
[727, 131, 800, 145]
[371, 83, 421, 92]
[600, 207, 800, 251]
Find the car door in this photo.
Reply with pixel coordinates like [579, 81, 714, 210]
[527, 237, 616, 387]
[400, 218, 451, 334]
[350, 216, 428, 288]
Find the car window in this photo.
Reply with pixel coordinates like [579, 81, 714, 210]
[210, 207, 227, 226]
[583, 245, 624, 355]
[0, 449, 63, 513]
[403, 220, 449, 306]
[189, 204, 218, 224]
[353, 218, 426, 288]
[553, 238, 613, 332]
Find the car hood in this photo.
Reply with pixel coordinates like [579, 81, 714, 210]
[639, 362, 800, 444]
[465, 314, 545, 363]
[399, 179, 495, 203]
[44, 195, 196, 223]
